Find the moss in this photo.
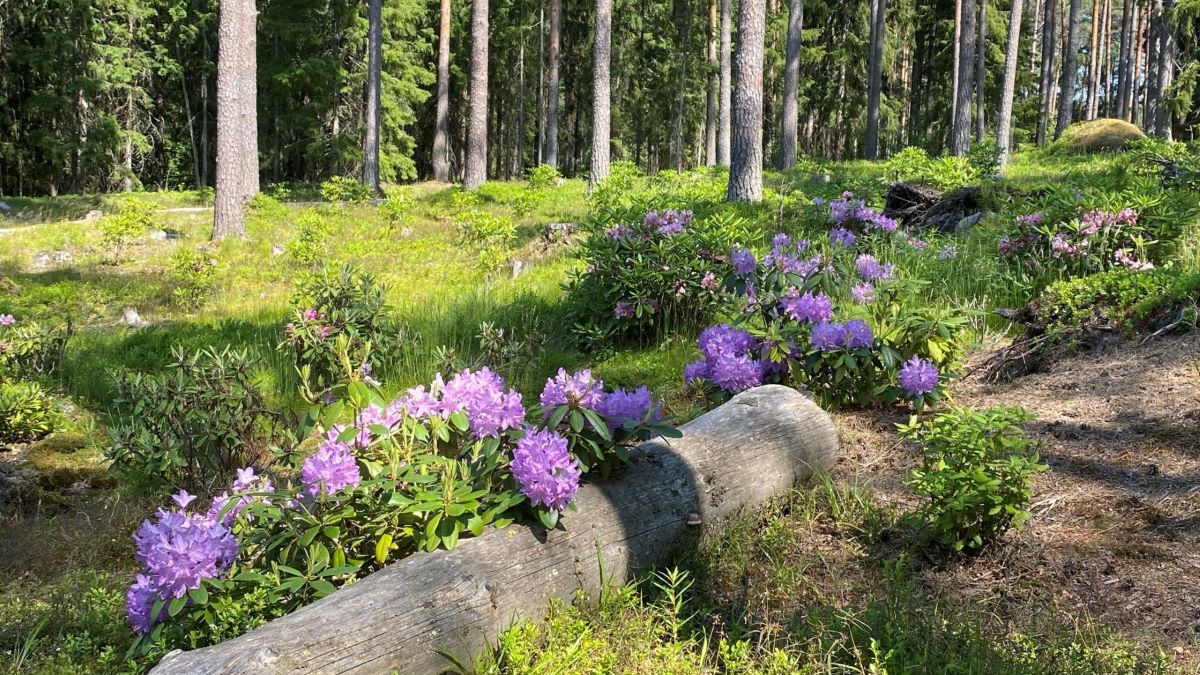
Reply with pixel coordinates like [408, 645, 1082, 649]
[1053, 118, 1147, 155]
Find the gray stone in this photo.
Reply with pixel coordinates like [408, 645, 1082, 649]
[511, 259, 530, 279]
[82, 210, 104, 224]
[148, 229, 168, 241]
[955, 212, 984, 236]
[30, 252, 50, 268]
[51, 250, 71, 263]
[271, 244, 285, 257]
[123, 307, 146, 328]
[0, 200, 10, 214]
[543, 222, 575, 242]
[399, 227, 414, 238]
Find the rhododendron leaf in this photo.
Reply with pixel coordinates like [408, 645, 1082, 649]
[569, 410, 585, 432]
[582, 410, 611, 440]
[322, 402, 345, 430]
[548, 405, 570, 429]
[537, 509, 559, 530]
[322, 526, 341, 540]
[167, 596, 187, 618]
[299, 526, 320, 547]
[449, 411, 470, 433]
[310, 579, 338, 598]
[188, 586, 208, 606]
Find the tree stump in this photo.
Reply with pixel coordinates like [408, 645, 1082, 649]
[883, 182, 983, 233]
[152, 384, 838, 675]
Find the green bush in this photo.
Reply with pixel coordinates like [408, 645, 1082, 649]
[169, 248, 219, 309]
[319, 175, 372, 204]
[0, 380, 61, 444]
[285, 210, 331, 267]
[902, 407, 1046, 552]
[456, 210, 517, 272]
[99, 198, 155, 262]
[0, 318, 71, 380]
[527, 163, 561, 190]
[379, 188, 411, 229]
[1037, 267, 1179, 330]
[280, 264, 395, 399]
[106, 347, 293, 492]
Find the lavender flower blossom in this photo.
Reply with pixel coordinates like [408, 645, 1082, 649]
[855, 254, 894, 282]
[614, 300, 636, 318]
[301, 438, 361, 497]
[779, 290, 833, 323]
[683, 360, 711, 387]
[510, 429, 581, 511]
[597, 386, 662, 429]
[709, 353, 764, 392]
[698, 323, 756, 359]
[441, 368, 526, 438]
[851, 283, 876, 304]
[898, 356, 940, 397]
[731, 245, 757, 277]
[540, 368, 605, 409]
[0, 314, 13, 326]
[829, 227, 857, 248]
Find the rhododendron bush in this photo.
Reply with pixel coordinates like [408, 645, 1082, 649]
[125, 365, 676, 656]
[683, 194, 971, 411]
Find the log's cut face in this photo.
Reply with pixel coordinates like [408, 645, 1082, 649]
[152, 384, 839, 675]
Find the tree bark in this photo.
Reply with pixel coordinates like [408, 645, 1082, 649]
[1036, 0, 1056, 146]
[464, 0, 489, 189]
[1100, 0, 1112, 116]
[717, 0, 733, 166]
[1130, 3, 1145, 124]
[778, 0, 803, 168]
[1055, 0, 1082, 136]
[432, 0, 452, 182]
[590, 0, 613, 187]
[952, 0, 963, 135]
[865, 0, 884, 160]
[542, 0, 561, 169]
[1153, 0, 1174, 138]
[998, 0, 1025, 166]
[975, 0, 986, 143]
[951, 0, 977, 155]
[726, 0, 765, 201]
[212, 0, 257, 241]
[1116, 0, 1133, 119]
[1085, 0, 1100, 119]
[150, 386, 838, 675]
[361, 0, 382, 192]
[706, 0, 720, 166]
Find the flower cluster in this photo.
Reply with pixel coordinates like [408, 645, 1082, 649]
[1114, 248, 1154, 271]
[643, 209, 694, 235]
[898, 356, 940, 396]
[685, 323, 772, 393]
[779, 289, 833, 323]
[127, 489, 241, 633]
[731, 245, 758, 277]
[0, 314, 14, 327]
[540, 368, 605, 409]
[208, 467, 274, 525]
[830, 227, 857, 248]
[824, 192, 898, 232]
[398, 368, 525, 438]
[811, 319, 874, 351]
[285, 307, 333, 341]
[855, 254, 895, 282]
[301, 432, 363, 497]
[510, 429, 581, 511]
[595, 386, 663, 429]
[763, 233, 820, 276]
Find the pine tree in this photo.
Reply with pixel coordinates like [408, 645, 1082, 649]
[1055, 0, 1082, 136]
[865, 0, 884, 160]
[464, 0, 489, 189]
[998, 0, 1025, 165]
[212, 0, 258, 240]
[727, 0, 764, 201]
[432, 0, 452, 182]
[590, 0, 613, 186]
[952, 0, 977, 155]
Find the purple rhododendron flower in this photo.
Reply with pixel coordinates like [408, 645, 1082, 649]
[540, 368, 605, 409]
[869, 214, 899, 232]
[810, 321, 844, 351]
[614, 300, 636, 318]
[731, 245, 757, 277]
[811, 320, 874, 351]
[683, 359, 711, 387]
[938, 244, 957, 260]
[851, 283, 876, 304]
[597, 386, 662, 429]
[1016, 211, 1044, 226]
[709, 353, 763, 392]
[700, 271, 718, 291]
[644, 209, 694, 235]
[898, 355, 940, 397]
[855, 254, 894, 282]
[843, 319, 874, 349]
[698, 323, 756, 359]
[779, 290, 833, 323]
[0, 314, 14, 326]
[830, 227, 857, 248]
[125, 574, 163, 635]
[1114, 248, 1154, 271]
[301, 438, 361, 497]
[510, 429, 581, 511]
[207, 467, 274, 526]
[606, 225, 634, 239]
[441, 368, 526, 438]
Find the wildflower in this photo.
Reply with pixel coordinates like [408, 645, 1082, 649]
[125, 574, 163, 635]
[851, 283, 876, 304]
[810, 321, 845, 351]
[898, 355, 939, 397]
[441, 368, 526, 438]
[700, 271, 718, 291]
[360, 362, 381, 387]
[731, 245, 758, 277]
[1016, 211, 1044, 227]
[1114, 249, 1154, 271]
[302, 308, 320, 321]
[854, 254, 893, 282]
[614, 300, 635, 318]
[207, 467, 274, 526]
[301, 437, 361, 497]
[0, 314, 13, 326]
[683, 360, 711, 387]
[812, 196, 825, 207]
[779, 290, 833, 324]
[843, 319, 874, 349]
[937, 244, 957, 260]
[829, 227, 856, 248]
[597, 386, 662, 429]
[907, 237, 929, 250]
[869, 213, 899, 233]
[540, 368, 605, 409]
[698, 323, 756, 360]
[644, 209, 694, 235]
[709, 353, 764, 392]
[510, 429, 581, 511]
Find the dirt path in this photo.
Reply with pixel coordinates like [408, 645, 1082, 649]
[836, 332, 1200, 664]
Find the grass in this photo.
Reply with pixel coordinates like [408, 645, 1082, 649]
[1, 149, 1197, 673]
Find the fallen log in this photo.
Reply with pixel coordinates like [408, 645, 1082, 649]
[152, 384, 838, 675]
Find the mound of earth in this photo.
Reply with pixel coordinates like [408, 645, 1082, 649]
[1055, 118, 1146, 154]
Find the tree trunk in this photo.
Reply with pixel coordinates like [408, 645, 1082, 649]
[361, 0, 382, 192]
[150, 386, 839, 675]
[952, 0, 963, 135]
[706, 0, 719, 165]
[727, 0, 765, 201]
[590, 0, 613, 186]
[952, 0, 977, 155]
[1130, 3, 1145, 124]
[1036, 0, 1056, 146]
[865, 0, 884, 160]
[975, 0, 986, 143]
[1054, 0, 1082, 136]
[1100, 0, 1112, 116]
[211, 0, 257, 241]
[717, 0, 733, 166]
[463, 0, 489, 189]
[778, 0, 803, 168]
[1116, 0, 1133, 119]
[432, 0, 452, 182]
[1153, 0, 1173, 138]
[542, 0, 561, 169]
[1085, 0, 1100, 119]
[998, 0, 1025, 165]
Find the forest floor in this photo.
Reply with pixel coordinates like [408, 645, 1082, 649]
[834, 332, 1200, 667]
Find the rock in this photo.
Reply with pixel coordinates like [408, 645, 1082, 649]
[148, 229, 168, 241]
[1055, 118, 1145, 154]
[123, 307, 146, 328]
[51, 250, 72, 263]
[82, 210, 104, 224]
[399, 227, 414, 238]
[0, 200, 10, 214]
[31, 252, 51, 268]
[271, 244, 285, 257]
[955, 212, 983, 235]
[511, 259, 530, 279]
[164, 229, 186, 240]
[543, 222, 575, 242]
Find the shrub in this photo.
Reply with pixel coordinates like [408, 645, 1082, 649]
[527, 163, 561, 190]
[246, 193, 288, 220]
[966, 142, 1002, 179]
[99, 198, 155, 262]
[0, 380, 61, 444]
[456, 210, 517, 272]
[901, 407, 1046, 552]
[587, 160, 644, 213]
[883, 146, 933, 183]
[0, 316, 72, 380]
[565, 209, 737, 347]
[1036, 267, 1179, 331]
[319, 176, 372, 204]
[105, 347, 294, 492]
[123, 368, 675, 658]
[379, 188, 411, 229]
[169, 248, 219, 309]
[999, 206, 1159, 278]
[280, 264, 394, 398]
[284, 210, 331, 267]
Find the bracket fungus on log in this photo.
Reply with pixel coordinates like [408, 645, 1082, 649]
[152, 384, 838, 675]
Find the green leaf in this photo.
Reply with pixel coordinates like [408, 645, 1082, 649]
[188, 585, 209, 606]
